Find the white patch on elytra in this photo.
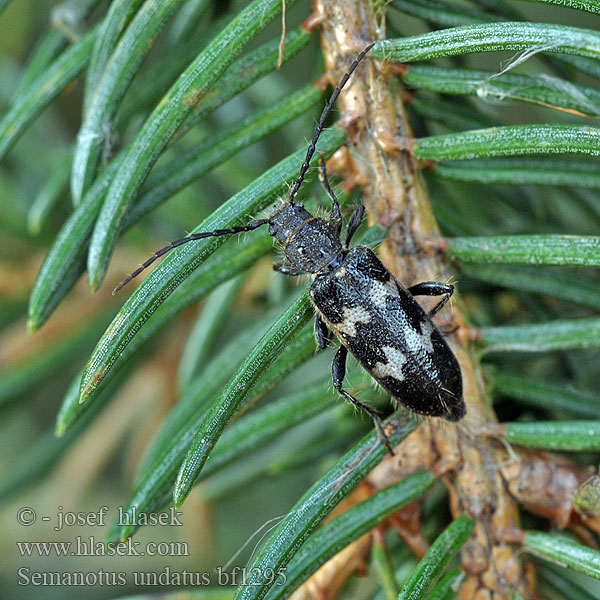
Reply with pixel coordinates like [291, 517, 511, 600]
[403, 319, 439, 379]
[336, 305, 372, 337]
[372, 346, 407, 380]
[368, 279, 399, 309]
[413, 318, 435, 354]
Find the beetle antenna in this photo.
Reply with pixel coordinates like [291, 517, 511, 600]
[113, 218, 269, 294]
[288, 41, 374, 205]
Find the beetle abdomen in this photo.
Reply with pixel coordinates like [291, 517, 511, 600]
[310, 245, 465, 421]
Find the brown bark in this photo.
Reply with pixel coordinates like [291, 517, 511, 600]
[290, 3, 599, 599]
[309, 1, 527, 597]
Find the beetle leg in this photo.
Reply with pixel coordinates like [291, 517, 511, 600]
[273, 264, 305, 276]
[319, 156, 342, 235]
[345, 204, 365, 248]
[332, 346, 395, 456]
[408, 281, 454, 317]
[315, 314, 331, 349]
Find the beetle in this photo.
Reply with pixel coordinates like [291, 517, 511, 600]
[114, 43, 466, 454]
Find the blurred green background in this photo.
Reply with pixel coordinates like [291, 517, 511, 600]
[1, 1, 600, 599]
